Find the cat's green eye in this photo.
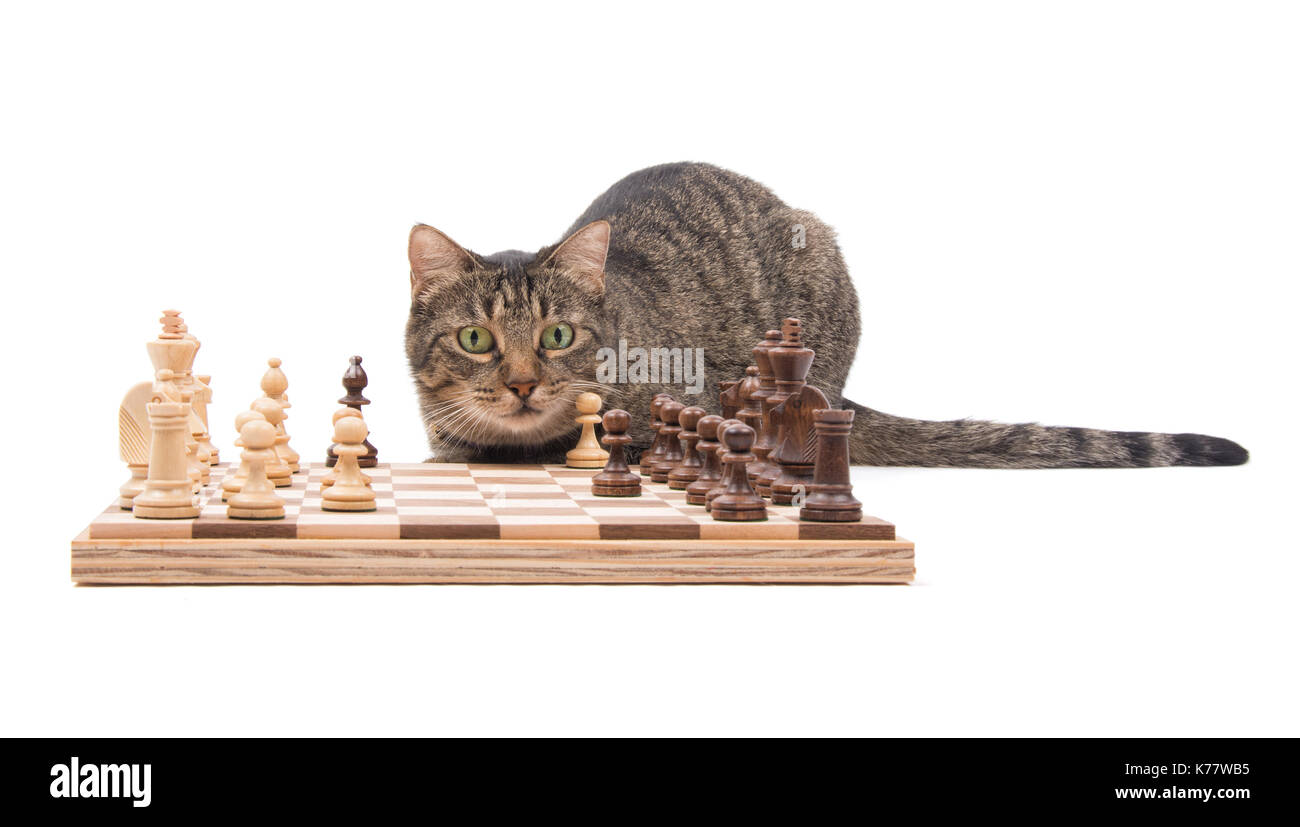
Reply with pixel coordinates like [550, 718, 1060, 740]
[541, 323, 575, 350]
[457, 326, 495, 354]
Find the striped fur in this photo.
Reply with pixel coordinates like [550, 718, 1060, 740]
[406, 162, 1248, 468]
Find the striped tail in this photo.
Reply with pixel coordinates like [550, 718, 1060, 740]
[842, 399, 1248, 468]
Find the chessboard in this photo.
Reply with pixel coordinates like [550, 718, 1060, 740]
[71, 462, 915, 584]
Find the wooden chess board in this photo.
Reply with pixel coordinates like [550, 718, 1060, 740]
[72, 463, 915, 584]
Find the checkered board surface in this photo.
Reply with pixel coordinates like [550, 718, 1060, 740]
[88, 462, 896, 542]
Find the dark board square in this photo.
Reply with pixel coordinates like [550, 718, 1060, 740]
[399, 520, 501, 540]
[599, 522, 701, 540]
[798, 521, 895, 540]
[193, 519, 298, 539]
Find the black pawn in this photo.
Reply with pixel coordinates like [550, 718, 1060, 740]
[592, 410, 641, 497]
[710, 423, 767, 522]
[640, 394, 673, 478]
[651, 400, 685, 483]
[667, 406, 706, 490]
[705, 418, 743, 511]
[719, 379, 742, 420]
[686, 414, 724, 506]
[327, 355, 377, 468]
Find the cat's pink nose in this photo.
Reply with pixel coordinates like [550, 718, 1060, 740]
[507, 377, 538, 399]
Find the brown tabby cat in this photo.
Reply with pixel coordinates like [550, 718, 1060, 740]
[405, 162, 1247, 468]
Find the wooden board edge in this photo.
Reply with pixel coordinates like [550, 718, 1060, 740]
[69, 530, 917, 585]
[71, 535, 914, 556]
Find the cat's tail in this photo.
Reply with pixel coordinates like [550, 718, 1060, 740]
[840, 399, 1248, 468]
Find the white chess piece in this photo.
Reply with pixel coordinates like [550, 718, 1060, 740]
[322, 415, 376, 512]
[221, 409, 268, 501]
[118, 381, 154, 509]
[566, 392, 609, 469]
[147, 310, 215, 468]
[226, 419, 287, 520]
[260, 357, 300, 473]
[132, 400, 201, 519]
[250, 397, 293, 488]
[179, 387, 211, 485]
[155, 368, 207, 489]
[194, 373, 218, 465]
[321, 408, 371, 489]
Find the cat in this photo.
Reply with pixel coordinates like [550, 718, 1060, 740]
[405, 162, 1247, 468]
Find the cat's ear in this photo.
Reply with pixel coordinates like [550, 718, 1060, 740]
[545, 220, 610, 293]
[409, 224, 475, 296]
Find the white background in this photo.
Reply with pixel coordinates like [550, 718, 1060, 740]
[1, 1, 1295, 736]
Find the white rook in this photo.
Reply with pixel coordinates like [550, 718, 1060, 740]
[132, 401, 200, 519]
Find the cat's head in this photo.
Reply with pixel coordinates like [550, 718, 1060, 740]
[405, 221, 611, 451]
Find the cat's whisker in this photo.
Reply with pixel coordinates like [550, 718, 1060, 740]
[561, 381, 624, 408]
[424, 390, 477, 408]
[425, 406, 475, 438]
[424, 395, 473, 412]
[442, 408, 492, 448]
[421, 396, 474, 416]
[561, 382, 604, 394]
[423, 407, 462, 424]
[569, 382, 618, 396]
[432, 404, 481, 438]
[422, 394, 477, 423]
[436, 402, 495, 444]
[459, 408, 493, 446]
[423, 406, 469, 425]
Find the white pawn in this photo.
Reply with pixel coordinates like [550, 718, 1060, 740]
[221, 409, 268, 501]
[321, 408, 371, 489]
[322, 415, 376, 512]
[180, 388, 211, 485]
[566, 392, 609, 468]
[250, 397, 293, 488]
[260, 357, 300, 473]
[194, 373, 218, 465]
[227, 419, 287, 520]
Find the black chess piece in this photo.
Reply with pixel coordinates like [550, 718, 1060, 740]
[756, 322, 804, 498]
[749, 330, 781, 487]
[719, 379, 742, 420]
[710, 423, 767, 522]
[327, 355, 377, 468]
[592, 409, 641, 497]
[736, 365, 767, 485]
[667, 406, 706, 489]
[768, 319, 828, 505]
[704, 418, 743, 511]
[651, 400, 685, 483]
[640, 394, 673, 477]
[685, 414, 724, 506]
[800, 408, 863, 522]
